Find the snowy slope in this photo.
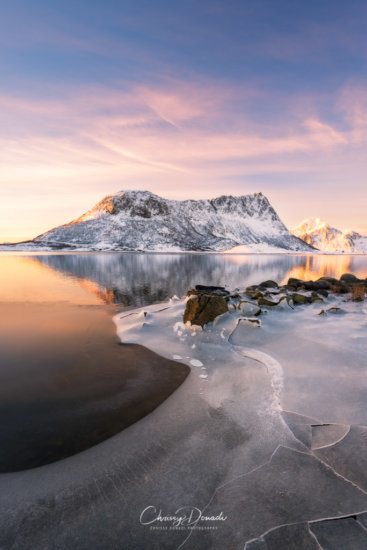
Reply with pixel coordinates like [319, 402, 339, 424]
[25, 190, 311, 252]
[293, 218, 367, 253]
[1, 190, 313, 252]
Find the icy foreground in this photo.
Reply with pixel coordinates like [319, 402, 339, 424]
[112, 285, 367, 548]
[1, 281, 367, 548]
[1, 190, 312, 252]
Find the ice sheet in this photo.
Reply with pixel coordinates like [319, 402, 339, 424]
[1, 287, 367, 549]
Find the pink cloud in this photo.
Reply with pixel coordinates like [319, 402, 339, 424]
[0, 80, 356, 177]
[1, 78, 366, 241]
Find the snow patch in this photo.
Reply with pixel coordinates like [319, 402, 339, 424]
[190, 359, 204, 367]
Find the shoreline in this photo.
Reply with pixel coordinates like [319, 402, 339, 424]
[1, 248, 367, 256]
[0, 301, 189, 472]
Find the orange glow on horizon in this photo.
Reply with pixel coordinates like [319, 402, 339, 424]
[283, 255, 355, 282]
[1, 79, 367, 242]
[0, 256, 102, 305]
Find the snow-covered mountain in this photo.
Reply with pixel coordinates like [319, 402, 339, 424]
[8, 190, 313, 252]
[293, 218, 367, 253]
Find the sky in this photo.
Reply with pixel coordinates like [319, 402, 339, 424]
[1, 0, 367, 242]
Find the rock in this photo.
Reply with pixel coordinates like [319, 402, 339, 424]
[187, 289, 197, 297]
[195, 285, 230, 296]
[312, 289, 328, 298]
[317, 288, 329, 297]
[257, 297, 279, 307]
[340, 273, 361, 284]
[327, 307, 341, 314]
[331, 283, 349, 294]
[311, 290, 329, 302]
[246, 288, 264, 299]
[183, 295, 228, 327]
[318, 309, 327, 316]
[311, 296, 324, 303]
[258, 280, 278, 288]
[351, 284, 365, 302]
[239, 301, 261, 316]
[287, 277, 303, 289]
[304, 280, 331, 291]
[292, 293, 310, 304]
[318, 276, 340, 285]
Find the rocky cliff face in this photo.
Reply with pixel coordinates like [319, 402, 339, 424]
[32, 190, 312, 252]
[293, 218, 367, 253]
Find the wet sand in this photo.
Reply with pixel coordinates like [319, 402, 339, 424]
[0, 302, 189, 472]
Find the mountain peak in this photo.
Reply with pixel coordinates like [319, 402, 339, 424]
[33, 189, 313, 252]
[293, 218, 366, 253]
[76, 189, 166, 222]
[294, 218, 330, 234]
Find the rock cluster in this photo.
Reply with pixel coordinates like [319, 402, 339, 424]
[183, 274, 366, 327]
[245, 273, 366, 309]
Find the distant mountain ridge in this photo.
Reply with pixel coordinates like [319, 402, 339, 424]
[293, 218, 367, 253]
[26, 190, 312, 252]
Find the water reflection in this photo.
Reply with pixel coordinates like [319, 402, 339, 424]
[0, 255, 189, 471]
[0, 255, 101, 305]
[31, 253, 367, 307]
[286, 255, 357, 281]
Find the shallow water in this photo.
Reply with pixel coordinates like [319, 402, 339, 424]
[0, 254, 189, 471]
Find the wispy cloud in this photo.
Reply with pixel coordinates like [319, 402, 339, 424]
[0, 77, 366, 240]
[0, 79, 352, 167]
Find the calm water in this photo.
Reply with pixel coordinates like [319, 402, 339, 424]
[1, 252, 367, 471]
[0, 253, 193, 471]
[1, 252, 366, 307]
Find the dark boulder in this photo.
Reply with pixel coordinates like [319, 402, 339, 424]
[292, 293, 311, 305]
[304, 280, 331, 291]
[183, 295, 228, 327]
[258, 280, 279, 288]
[318, 277, 340, 285]
[257, 297, 279, 307]
[316, 288, 329, 297]
[340, 273, 362, 284]
[287, 277, 303, 289]
[195, 285, 230, 296]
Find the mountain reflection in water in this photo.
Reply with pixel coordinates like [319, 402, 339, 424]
[32, 252, 367, 307]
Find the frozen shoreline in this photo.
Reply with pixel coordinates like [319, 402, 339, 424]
[1, 277, 367, 548]
[110, 285, 367, 547]
[2, 243, 367, 255]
